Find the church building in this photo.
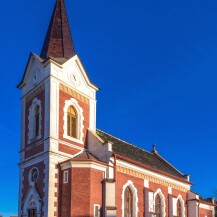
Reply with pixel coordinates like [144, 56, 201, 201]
[17, 0, 216, 217]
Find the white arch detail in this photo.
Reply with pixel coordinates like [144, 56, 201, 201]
[154, 188, 166, 217]
[22, 187, 42, 217]
[28, 98, 42, 143]
[121, 180, 139, 217]
[63, 98, 84, 144]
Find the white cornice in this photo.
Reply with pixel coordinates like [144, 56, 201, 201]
[60, 160, 107, 171]
[116, 159, 191, 190]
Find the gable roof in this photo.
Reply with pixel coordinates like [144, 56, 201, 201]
[96, 129, 188, 180]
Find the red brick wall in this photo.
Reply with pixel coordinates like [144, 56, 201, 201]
[59, 169, 71, 217]
[59, 89, 90, 149]
[25, 143, 44, 158]
[71, 168, 91, 216]
[90, 169, 103, 216]
[58, 143, 81, 155]
[70, 167, 103, 217]
[199, 207, 213, 217]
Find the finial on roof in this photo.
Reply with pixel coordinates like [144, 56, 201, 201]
[152, 144, 158, 154]
[40, 0, 76, 60]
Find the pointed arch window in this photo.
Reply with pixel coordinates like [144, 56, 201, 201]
[34, 105, 40, 138]
[67, 106, 77, 138]
[124, 186, 133, 217]
[155, 194, 162, 217]
[177, 199, 181, 217]
[28, 98, 42, 144]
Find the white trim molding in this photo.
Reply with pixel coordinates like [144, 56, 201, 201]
[28, 98, 42, 144]
[154, 188, 166, 217]
[63, 98, 84, 144]
[117, 159, 191, 191]
[121, 180, 139, 217]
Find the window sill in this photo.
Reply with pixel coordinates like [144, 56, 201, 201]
[63, 134, 83, 145]
[28, 135, 41, 144]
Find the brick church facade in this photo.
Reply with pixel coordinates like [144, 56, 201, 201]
[17, 0, 216, 217]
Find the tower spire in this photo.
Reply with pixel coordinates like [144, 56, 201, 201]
[40, 0, 76, 60]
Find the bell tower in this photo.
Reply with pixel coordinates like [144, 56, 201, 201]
[18, 0, 98, 216]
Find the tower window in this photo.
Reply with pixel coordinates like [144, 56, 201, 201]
[67, 106, 77, 138]
[124, 187, 133, 217]
[34, 105, 40, 137]
[28, 98, 42, 144]
[63, 98, 84, 143]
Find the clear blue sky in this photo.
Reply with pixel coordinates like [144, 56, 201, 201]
[1, 0, 217, 216]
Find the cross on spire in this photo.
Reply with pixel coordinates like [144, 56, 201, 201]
[40, 0, 76, 60]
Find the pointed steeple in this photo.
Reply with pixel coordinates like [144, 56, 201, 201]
[40, 0, 76, 60]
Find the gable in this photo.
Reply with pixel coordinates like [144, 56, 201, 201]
[17, 53, 49, 94]
[50, 54, 99, 99]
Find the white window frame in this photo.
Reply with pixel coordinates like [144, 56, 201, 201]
[63, 98, 84, 144]
[173, 194, 185, 217]
[121, 180, 139, 217]
[153, 189, 166, 217]
[94, 204, 100, 217]
[63, 171, 68, 184]
[28, 98, 42, 144]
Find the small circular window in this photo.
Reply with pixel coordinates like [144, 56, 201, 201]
[29, 167, 39, 183]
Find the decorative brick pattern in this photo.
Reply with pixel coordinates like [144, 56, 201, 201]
[117, 165, 188, 192]
[59, 83, 89, 104]
[25, 143, 44, 159]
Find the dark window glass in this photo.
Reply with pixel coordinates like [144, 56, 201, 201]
[124, 187, 133, 217]
[34, 105, 40, 137]
[28, 209, 36, 217]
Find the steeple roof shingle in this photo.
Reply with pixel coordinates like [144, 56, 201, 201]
[40, 0, 76, 60]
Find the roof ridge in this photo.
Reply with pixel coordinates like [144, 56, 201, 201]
[96, 129, 151, 155]
[153, 152, 184, 176]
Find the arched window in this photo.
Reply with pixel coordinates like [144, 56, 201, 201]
[177, 199, 182, 217]
[28, 98, 42, 143]
[124, 187, 133, 217]
[155, 194, 162, 217]
[34, 105, 40, 138]
[67, 106, 77, 138]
